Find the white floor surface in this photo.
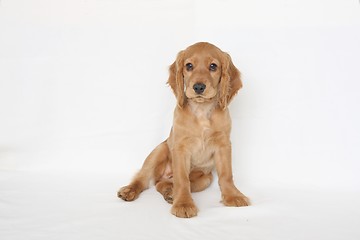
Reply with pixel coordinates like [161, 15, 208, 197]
[1, 170, 359, 240]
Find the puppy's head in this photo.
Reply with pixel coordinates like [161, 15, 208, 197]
[168, 42, 242, 109]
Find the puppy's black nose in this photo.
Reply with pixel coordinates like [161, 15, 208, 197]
[193, 83, 206, 94]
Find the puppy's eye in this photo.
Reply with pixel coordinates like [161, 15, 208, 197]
[209, 63, 217, 71]
[185, 63, 193, 71]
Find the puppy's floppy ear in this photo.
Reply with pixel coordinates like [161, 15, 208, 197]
[167, 51, 185, 108]
[218, 53, 242, 110]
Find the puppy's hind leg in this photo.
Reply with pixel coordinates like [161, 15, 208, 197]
[190, 171, 213, 192]
[156, 180, 174, 204]
[118, 141, 169, 201]
[155, 170, 212, 204]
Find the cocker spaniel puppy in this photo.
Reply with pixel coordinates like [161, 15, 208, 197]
[118, 42, 249, 218]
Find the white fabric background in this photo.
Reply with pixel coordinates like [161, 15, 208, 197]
[1, 0, 360, 239]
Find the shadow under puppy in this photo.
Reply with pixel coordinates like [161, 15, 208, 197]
[118, 42, 249, 218]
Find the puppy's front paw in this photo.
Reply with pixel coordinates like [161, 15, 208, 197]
[171, 201, 198, 218]
[222, 194, 250, 207]
[117, 185, 141, 201]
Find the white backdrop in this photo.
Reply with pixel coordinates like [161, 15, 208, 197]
[1, 0, 359, 188]
[1, 1, 360, 239]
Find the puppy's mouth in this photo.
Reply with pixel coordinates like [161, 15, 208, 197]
[193, 96, 207, 103]
[185, 85, 217, 102]
[190, 95, 215, 103]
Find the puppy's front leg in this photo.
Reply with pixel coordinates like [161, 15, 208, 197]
[171, 150, 198, 218]
[215, 144, 250, 207]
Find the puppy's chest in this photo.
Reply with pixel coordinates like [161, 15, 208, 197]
[189, 109, 217, 168]
[192, 106, 214, 139]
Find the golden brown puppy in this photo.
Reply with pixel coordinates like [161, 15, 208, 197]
[118, 42, 249, 218]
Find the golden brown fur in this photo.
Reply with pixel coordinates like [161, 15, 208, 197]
[118, 42, 249, 218]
